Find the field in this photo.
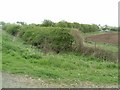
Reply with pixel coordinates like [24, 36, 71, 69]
[2, 30, 118, 87]
[83, 32, 118, 54]
[85, 32, 118, 45]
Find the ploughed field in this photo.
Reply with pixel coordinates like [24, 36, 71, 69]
[85, 32, 118, 45]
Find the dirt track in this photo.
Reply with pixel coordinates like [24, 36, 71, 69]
[86, 32, 118, 45]
[2, 72, 118, 88]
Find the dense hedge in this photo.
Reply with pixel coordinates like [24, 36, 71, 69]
[79, 24, 99, 33]
[3, 24, 74, 53]
[3, 24, 20, 36]
[3, 23, 117, 62]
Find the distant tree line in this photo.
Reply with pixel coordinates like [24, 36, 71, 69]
[38, 19, 118, 32]
[0, 20, 118, 33]
[39, 19, 99, 33]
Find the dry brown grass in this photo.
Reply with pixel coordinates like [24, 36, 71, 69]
[81, 46, 117, 62]
[70, 29, 117, 62]
[70, 29, 84, 51]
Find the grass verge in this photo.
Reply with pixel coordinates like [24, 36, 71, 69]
[2, 31, 118, 85]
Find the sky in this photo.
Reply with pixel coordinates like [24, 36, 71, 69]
[0, 0, 119, 26]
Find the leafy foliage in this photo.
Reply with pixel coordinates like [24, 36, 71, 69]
[3, 22, 117, 62]
[3, 23, 20, 36]
[4, 24, 74, 53]
[41, 19, 55, 27]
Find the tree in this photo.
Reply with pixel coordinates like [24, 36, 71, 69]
[55, 20, 68, 28]
[0, 21, 5, 25]
[73, 22, 80, 28]
[41, 19, 55, 27]
[16, 21, 26, 25]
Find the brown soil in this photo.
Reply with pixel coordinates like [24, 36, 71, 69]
[85, 32, 118, 45]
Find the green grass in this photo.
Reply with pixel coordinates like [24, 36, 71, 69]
[82, 31, 117, 37]
[82, 31, 106, 37]
[84, 42, 118, 53]
[2, 31, 118, 85]
[0, 29, 2, 71]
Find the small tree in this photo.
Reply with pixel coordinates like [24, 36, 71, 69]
[55, 20, 68, 28]
[16, 21, 26, 25]
[0, 21, 5, 26]
[41, 19, 55, 27]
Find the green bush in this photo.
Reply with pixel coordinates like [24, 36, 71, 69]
[3, 23, 117, 62]
[80, 46, 117, 62]
[4, 24, 74, 53]
[3, 24, 20, 36]
[79, 24, 99, 33]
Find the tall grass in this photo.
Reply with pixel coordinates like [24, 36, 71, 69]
[84, 41, 118, 53]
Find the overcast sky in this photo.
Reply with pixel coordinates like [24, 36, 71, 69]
[0, 0, 119, 26]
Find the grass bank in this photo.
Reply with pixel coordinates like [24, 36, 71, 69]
[2, 31, 118, 85]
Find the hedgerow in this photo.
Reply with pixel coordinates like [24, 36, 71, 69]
[3, 23, 20, 36]
[4, 24, 75, 53]
[3, 23, 117, 62]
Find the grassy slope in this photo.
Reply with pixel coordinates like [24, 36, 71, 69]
[0, 29, 2, 71]
[2, 31, 118, 85]
[84, 42, 118, 53]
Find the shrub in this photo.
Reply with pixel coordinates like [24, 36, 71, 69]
[79, 24, 99, 33]
[14, 26, 74, 53]
[80, 46, 117, 62]
[3, 23, 117, 62]
[3, 24, 20, 36]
